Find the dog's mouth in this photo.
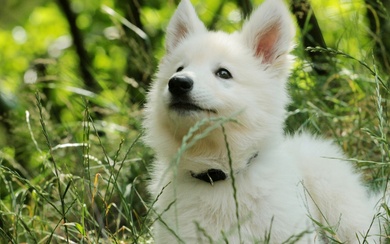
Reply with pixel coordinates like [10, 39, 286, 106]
[170, 101, 217, 114]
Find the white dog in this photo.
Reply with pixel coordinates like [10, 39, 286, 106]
[143, 0, 381, 242]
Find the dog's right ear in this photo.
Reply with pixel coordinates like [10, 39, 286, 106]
[165, 0, 206, 54]
[240, 0, 295, 67]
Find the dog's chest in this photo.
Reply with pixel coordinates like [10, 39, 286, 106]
[154, 176, 310, 242]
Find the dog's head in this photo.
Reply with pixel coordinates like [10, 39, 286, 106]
[144, 0, 295, 163]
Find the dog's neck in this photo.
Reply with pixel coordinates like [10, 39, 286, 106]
[190, 152, 259, 185]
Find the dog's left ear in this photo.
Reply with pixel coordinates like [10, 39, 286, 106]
[241, 0, 295, 65]
[165, 0, 207, 54]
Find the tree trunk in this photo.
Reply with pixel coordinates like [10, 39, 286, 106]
[365, 0, 390, 72]
[291, 0, 329, 75]
[56, 0, 98, 91]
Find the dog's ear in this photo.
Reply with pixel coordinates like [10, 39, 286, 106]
[166, 0, 206, 54]
[241, 0, 295, 65]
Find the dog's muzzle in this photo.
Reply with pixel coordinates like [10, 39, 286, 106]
[168, 75, 217, 114]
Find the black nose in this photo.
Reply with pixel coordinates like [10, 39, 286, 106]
[168, 75, 193, 96]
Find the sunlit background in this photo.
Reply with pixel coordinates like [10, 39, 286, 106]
[0, 0, 388, 242]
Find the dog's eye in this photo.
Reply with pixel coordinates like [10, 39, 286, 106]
[176, 66, 184, 72]
[216, 68, 232, 79]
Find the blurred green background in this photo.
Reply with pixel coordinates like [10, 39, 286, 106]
[0, 0, 389, 242]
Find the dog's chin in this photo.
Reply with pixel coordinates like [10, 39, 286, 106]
[169, 102, 217, 115]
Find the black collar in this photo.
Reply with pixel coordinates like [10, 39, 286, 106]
[191, 152, 258, 185]
[191, 169, 227, 184]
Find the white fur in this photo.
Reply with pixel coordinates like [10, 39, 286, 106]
[143, 0, 381, 243]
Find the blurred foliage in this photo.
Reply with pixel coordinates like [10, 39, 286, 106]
[0, 0, 389, 242]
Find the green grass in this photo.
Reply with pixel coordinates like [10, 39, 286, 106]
[1, 47, 389, 242]
[0, 0, 389, 243]
[0, 94, 153, 243]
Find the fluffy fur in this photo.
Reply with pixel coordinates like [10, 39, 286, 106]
[143, 0, 381, 243]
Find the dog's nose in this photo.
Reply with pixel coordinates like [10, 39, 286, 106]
[168, 75, 193, 96]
